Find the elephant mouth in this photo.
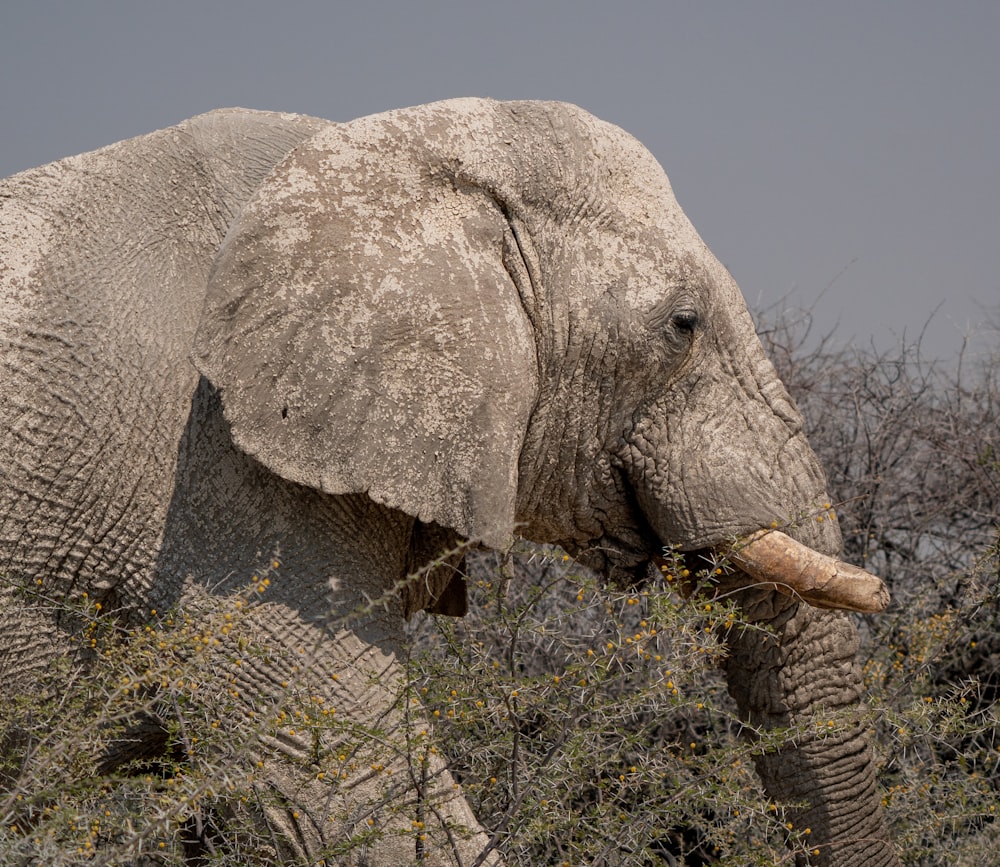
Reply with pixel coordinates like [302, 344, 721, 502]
[658, 531, 890, 615]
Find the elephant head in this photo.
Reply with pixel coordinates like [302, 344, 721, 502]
[191, 99, 896, 864]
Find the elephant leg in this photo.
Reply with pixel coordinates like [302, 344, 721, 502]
[172, 594, 501, 866]
[0, 594, 71, 692]
[0, 599, 64, 793]
[724, 601, 899, 866]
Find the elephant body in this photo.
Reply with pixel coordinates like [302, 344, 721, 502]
[2, 109, 313, 669]
[0, 100, 897, 864]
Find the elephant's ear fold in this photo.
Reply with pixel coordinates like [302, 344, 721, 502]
[193, 120, 538, 550]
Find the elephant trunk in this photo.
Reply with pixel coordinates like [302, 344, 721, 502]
[723, 599, 899, 866]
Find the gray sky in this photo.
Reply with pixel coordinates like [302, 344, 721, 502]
[3, 1, 997, 359]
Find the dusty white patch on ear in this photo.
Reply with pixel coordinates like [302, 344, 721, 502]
[282, 164, 321, 198]
[271, 208, 312, 249]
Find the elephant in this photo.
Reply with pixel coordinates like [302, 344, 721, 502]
[0, 99, 899, 865]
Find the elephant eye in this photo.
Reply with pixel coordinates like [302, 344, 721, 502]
[645, 295, 701, 353]
[671, 310, 699, 335]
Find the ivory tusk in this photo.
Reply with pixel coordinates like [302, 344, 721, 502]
[727, 530, 891, 614]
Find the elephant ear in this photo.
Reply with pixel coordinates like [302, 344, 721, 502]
[192, 106, 538, 549]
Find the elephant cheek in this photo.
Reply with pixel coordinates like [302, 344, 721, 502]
[632, 426, 839, 558]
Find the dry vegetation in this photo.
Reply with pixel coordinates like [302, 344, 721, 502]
[1, 310, 997, 865]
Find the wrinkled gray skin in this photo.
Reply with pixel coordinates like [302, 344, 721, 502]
[0, 100, 897, 865]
